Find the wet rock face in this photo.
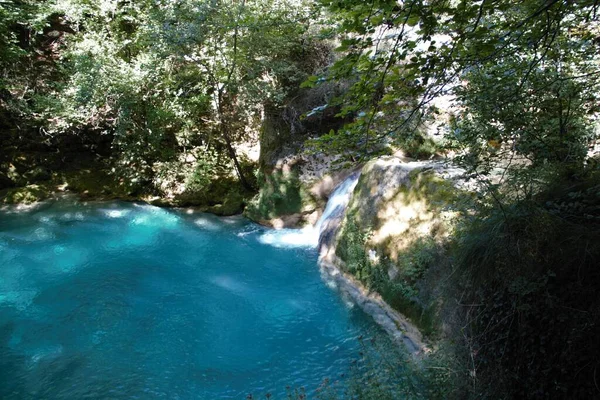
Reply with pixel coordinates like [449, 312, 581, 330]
[349, 158, 414, 228]
[317, 171, 361, 254]
[317, 213, 343, 253]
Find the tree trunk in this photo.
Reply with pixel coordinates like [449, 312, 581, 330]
[222, 130, 252, 191]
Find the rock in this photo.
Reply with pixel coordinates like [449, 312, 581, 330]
[204, 188, 246, 216]
[0, 184, 53, 204]
[244, 166, 320, 226]
[149, 197, 176, 207]
[329, 156, 468, 336]
[220, 191, 245, 216]
[340, 157, 466, 258]
[244, 161, 360, 228]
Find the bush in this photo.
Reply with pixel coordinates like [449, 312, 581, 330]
[451, 170, 600, 399]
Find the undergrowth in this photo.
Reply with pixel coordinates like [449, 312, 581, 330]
[334, 163, 600, 399]
[450, 169, 600, 399]
[336, 215, 442, 338]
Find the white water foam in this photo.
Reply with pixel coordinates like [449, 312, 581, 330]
[257, 172, 360, 248]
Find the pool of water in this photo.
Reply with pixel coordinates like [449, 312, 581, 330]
[0, 200, 394, 399]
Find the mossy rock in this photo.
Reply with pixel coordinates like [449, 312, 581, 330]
[334, 157, 467, 336]
[174, 174, 249, 212]
[55, 169, 134, 199]
[0, 184, 53, 204]
[244, 167, 319, 224]
[207, 190, 245, 216]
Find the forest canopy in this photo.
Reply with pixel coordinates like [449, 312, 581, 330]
[3, 0, 599, 189]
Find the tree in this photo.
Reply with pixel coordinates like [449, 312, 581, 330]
[0, 0, 72, 188]
[314, 2, 600, 398]
[40, 0, 319, 192]
[310, 0, 600, 176]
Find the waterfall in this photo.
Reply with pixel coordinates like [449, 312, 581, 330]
[315, 171, 360, 249]
[314, 171, 361, 237]
[257, 172, 361, 249]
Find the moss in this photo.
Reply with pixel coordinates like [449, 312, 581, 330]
[400, 168, 463, 212]
[381, 285, 439, 337]
[173, 172, 250, 215]
[378, 238, 444, 337]
[207, 189, 245, 216]
[244, 167, 319, 222]
[55, 169, 134, 199]
[258, 111, 292, 169]
[403, 135, 440, 160]
[335, 163, 467, 338]
[0, 184, 53, 204]
[0, 167, 137, 205]
[149, 197, 177, 207]
[336, 212, 442, 337]
[0, 164, 253, 216]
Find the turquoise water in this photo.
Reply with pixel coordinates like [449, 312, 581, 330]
[0, 201, 393, 399]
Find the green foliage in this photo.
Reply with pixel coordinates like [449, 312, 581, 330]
[402, 135, 439, 160]
[336, 214, 441, 337]
[0, 0, 65, 159]
[181, 151, 229, 196]
[3, 1, 600, 398]
[382, 241, 442, 338]
[313, 0, 599, 173]
[2, 0, 329, 197]
[335, 167, 470, 338]
[335, 216, 381, 288]
[58, 168, 135, 199]
[0, 0, 53, 88]
[450, 169, 600, 399]
[395, 238, 437, 293]
[313, 4, 600, 396]
[0, 184, 52, 204]
[449, 44, 597, 182]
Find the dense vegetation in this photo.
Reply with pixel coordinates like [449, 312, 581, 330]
[1, 0, 600, 398]
[315, 1, 600, 398]
[1, 0, 328, 209]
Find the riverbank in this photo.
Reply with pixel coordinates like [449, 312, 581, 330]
[318, 256, 428, 358]
[0, 167, 252, 216]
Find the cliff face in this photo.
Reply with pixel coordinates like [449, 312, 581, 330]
[327, 157, 469, 337]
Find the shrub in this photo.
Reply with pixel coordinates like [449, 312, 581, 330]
[451, 170, 600, 399]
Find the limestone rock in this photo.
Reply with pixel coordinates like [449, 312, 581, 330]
[330, 156, 469, 336]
